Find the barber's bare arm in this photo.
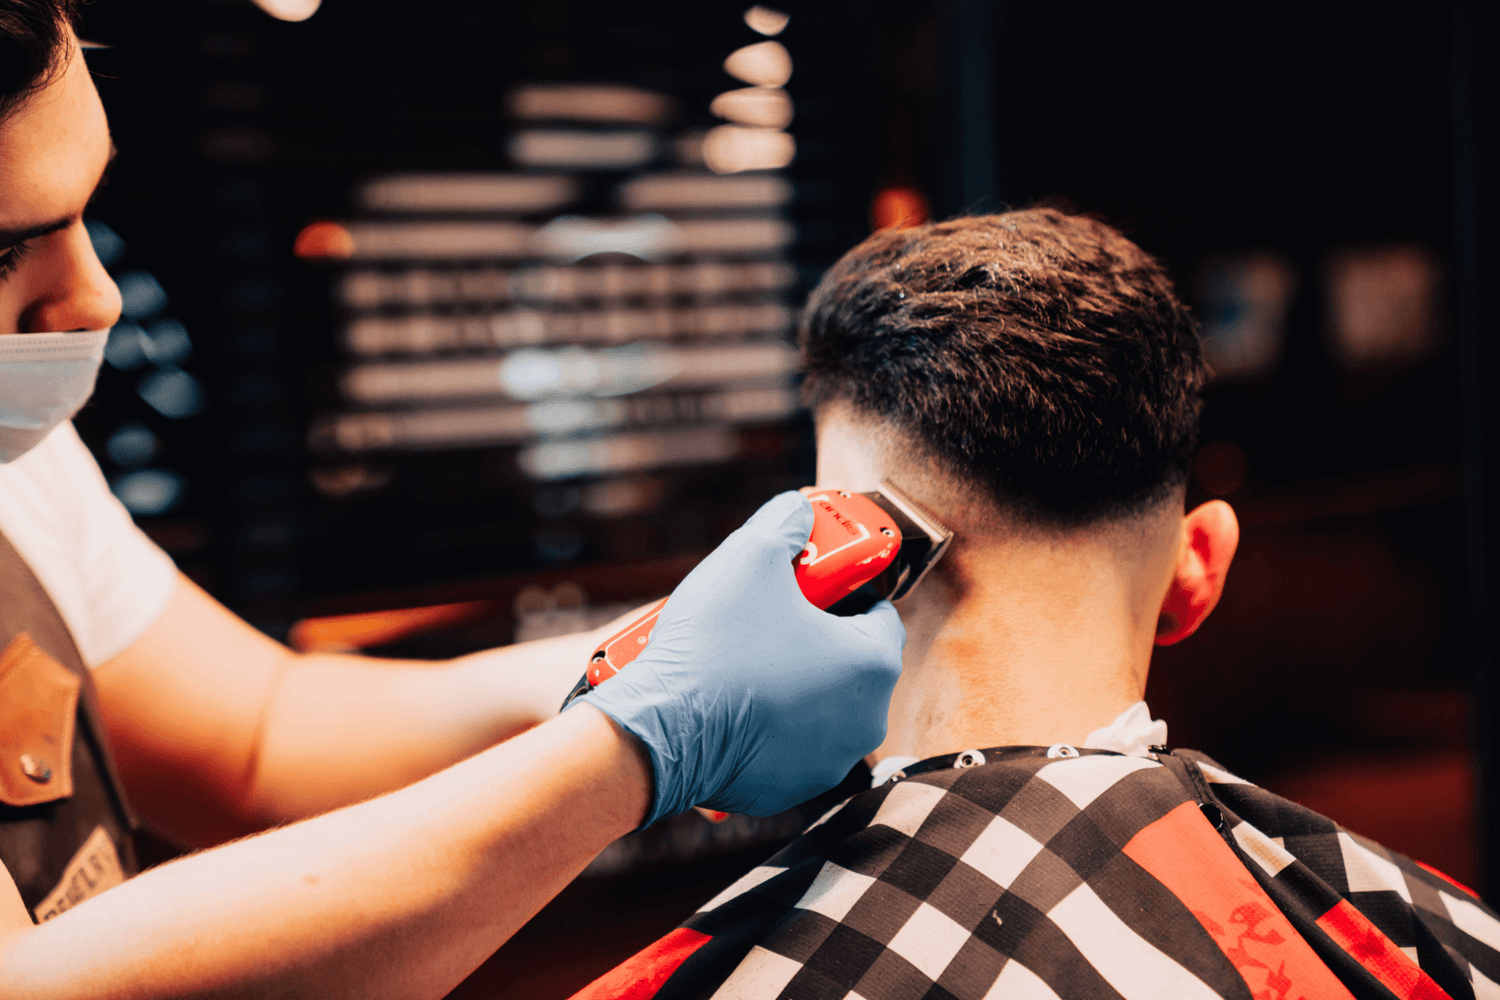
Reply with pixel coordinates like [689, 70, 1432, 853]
[0, 493, 903, 999]
[0, 704, 648, 1000]
[94, 574, 642, 846]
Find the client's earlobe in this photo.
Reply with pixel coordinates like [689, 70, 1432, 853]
[1154, 500, 1239, 646]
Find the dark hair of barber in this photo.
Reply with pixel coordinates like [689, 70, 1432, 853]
[799, 208, 1209, 527]
[0, 0, 77, 125]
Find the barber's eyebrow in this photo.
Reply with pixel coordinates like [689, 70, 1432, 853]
[0, 142, 118, 251]
[0, 217, 70, 250]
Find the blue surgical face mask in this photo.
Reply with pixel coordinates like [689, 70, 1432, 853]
[0, 329, 110, 463]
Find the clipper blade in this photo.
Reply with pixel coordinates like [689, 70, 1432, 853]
[863, 479, 954, 602]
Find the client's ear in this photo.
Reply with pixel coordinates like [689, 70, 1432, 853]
[1155, 500, 1240, 646]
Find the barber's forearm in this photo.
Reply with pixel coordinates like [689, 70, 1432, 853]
[245, 630, 599, 824]
[0, 704, 649, 1000]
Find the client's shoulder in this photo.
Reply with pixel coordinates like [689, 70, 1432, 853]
[583, 747, 1499, 1000]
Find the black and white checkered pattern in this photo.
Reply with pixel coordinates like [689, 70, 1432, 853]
[595, 747, 1500, 1000]
[1200, 759, 1500, 1000]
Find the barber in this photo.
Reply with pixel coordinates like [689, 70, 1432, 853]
[0, 9, 907, 998]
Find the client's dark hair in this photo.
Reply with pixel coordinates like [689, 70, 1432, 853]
[800, 209, 1208, 526]
[0, 0, 77, 126]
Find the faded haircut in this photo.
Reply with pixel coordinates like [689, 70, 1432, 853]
[799, 209, 1208, 527]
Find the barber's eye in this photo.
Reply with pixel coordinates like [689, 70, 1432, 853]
[0, 240, 34, 279]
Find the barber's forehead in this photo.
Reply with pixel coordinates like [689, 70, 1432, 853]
[0, 42, 111, 232]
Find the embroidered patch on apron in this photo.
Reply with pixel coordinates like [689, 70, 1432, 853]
[33, 825, 125, 922]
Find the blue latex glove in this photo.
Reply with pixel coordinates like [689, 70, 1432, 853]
[575, 491, 906, 826]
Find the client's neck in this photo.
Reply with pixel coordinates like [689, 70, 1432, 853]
[872, 533, 1159, 764]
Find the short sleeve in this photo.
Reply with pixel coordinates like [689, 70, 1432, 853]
[0, 423, 178, 667]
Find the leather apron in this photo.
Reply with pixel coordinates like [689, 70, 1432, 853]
[0, 529, 138, 922]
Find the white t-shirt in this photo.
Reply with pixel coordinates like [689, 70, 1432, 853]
[0, 422, 178, 667]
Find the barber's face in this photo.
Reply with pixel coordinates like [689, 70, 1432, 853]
[0, 38, 121, 335]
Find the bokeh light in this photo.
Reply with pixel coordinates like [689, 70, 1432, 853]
[111, 468, 186, 516]
[710, 87, 794, 129]
[743, 6, 790, 36]
[105, 421, 161, 467]
[723, 41, 793, 88]
[138, 369, 208, 420]
[293, 221, 355, 260]
[115, 270, 168, 321]
[250, 0, 320, 22]
[84, 219, 125, 268]
[871, 186, 929, 231]
[702, 125, 796, 174]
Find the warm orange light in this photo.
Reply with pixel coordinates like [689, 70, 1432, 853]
[871, 186, 929, 231]
[294, 220, 355, 260]
[288, 600, 493, 653]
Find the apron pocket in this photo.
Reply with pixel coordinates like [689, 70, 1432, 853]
[0, 633, 80, 807]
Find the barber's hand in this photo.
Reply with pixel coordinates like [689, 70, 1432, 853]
[576, 491, 905, 826]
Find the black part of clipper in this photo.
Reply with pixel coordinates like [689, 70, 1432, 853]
[825, 581, 885, 617]
[859, 486, 953, 602]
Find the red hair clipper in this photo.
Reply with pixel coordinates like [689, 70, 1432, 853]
[561, 481, 952, 710]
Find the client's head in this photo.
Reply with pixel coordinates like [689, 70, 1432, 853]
[800, 209, 1239, 750]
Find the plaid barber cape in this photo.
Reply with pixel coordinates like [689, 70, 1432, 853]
[571, 747, 1500, 1000]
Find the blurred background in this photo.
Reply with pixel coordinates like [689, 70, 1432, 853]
[71, 1, 1498, 995]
